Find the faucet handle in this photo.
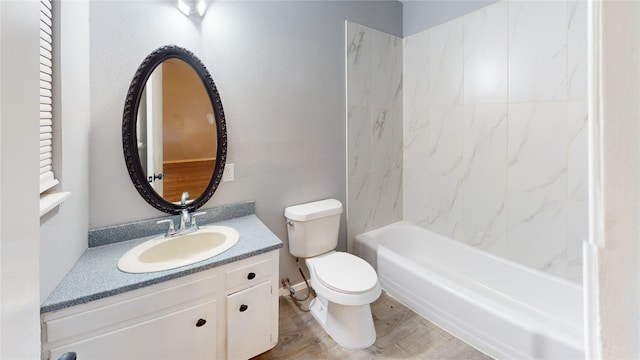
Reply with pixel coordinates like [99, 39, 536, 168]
[190, 212, 207, 230]
[157, 219, 176, 237]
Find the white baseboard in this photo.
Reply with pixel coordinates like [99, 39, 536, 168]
[278, 280, 309, 297]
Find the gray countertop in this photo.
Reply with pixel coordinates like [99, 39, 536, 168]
[41, 214, 283, 313]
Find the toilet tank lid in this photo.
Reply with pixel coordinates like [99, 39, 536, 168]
[284, 199, 343, 221]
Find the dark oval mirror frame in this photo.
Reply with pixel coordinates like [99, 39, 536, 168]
[123, 45, 227, 215]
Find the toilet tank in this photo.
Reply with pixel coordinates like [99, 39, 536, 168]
[284, 199, 343, 258]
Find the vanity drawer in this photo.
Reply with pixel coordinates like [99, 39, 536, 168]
[44, 270, 218, 344]
[225, 254, 274, 290]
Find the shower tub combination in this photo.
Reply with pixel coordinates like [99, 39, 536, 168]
[354, 222, 584, 359]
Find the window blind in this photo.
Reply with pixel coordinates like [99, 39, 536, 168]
[39, 0, 57, 194]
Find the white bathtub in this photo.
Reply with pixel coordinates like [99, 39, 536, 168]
[354, 222, 584, 359]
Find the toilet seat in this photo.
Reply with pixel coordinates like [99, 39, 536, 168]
[313, 252, 378, 294]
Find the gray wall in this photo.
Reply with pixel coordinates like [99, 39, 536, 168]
[0, 1, 41, 357]
[40, 0, 90, 302]
[403, 0, 498, 36]
[88, 1, 402, 286]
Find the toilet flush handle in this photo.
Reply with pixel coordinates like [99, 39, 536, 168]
[286, 220, 294, 227]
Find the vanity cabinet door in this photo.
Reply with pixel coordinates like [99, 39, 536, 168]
[227, 281, 274, 360]
[49, 299, 217, 360]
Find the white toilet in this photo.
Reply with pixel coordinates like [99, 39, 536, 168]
[284, 199, 381, 349]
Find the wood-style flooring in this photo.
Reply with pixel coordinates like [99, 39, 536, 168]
[253, 291, 492, 359]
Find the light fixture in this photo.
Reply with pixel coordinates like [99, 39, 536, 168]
[177, 0, 208, 17]
[177, 0, 191, 16]
[196, 0, 207, 16]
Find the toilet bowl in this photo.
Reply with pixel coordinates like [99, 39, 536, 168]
[284, 199, 381, 349]
[306, 252, 380, 306]
[306, 251, 381, 349]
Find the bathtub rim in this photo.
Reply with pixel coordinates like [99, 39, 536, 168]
[355, 221, 583, 293]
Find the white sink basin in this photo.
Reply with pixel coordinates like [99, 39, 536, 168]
[117, 226, 240, 273]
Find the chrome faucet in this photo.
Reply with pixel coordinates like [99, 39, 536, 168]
[180, 208, 191, 232]
[180, 192, 191, 232]
[156, 192, 207, 237]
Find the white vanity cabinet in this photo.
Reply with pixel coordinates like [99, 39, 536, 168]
[41, 251, 279, 360]
[224, 255, 278, 359]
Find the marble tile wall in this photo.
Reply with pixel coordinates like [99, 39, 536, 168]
[402, 1, 587, 283]
[346, 22, 403, 251]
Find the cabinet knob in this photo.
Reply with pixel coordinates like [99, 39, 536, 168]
[239, 304, 248, 312]
[247, 272, 256, 280]
[195, 318, 207, 327]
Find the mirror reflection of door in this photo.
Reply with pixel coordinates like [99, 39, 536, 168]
[147, 64, 164, 196]
[136, 89, 148, 176]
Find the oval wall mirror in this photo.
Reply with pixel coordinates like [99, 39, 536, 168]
[123, 45, 227, 214]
